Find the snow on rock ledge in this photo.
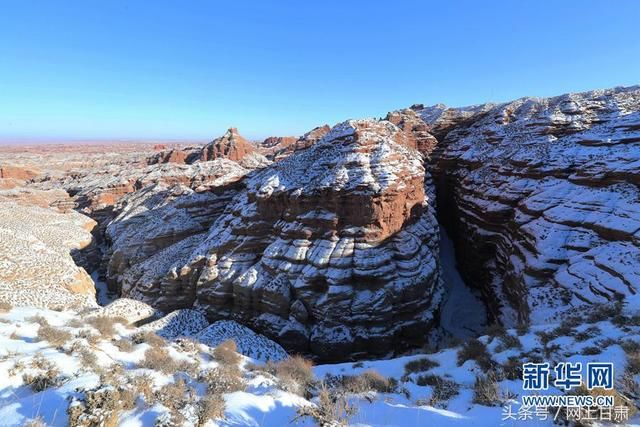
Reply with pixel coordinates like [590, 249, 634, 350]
[196, 320, 288, 362]
[169, 119, 443, 361]
[419, 85, 640, 325]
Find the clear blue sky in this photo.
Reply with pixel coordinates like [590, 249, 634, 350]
[1, 1, 639, 141]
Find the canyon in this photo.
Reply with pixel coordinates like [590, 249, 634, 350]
[1, 85, 639, 362]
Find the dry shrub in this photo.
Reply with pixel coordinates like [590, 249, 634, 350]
[472, 372, 501, 406]
[77, 328, 100, 345]
[139, 347, 178, 374]
[27, 315, 50, 327]
[516, 323, 530, 336]
[37, 324, 72, 348]
[155, 378, 195, 411]
[623, 341, 640, 375]
[23, 353, 62, 392]
[213, 339, 241, 365]
[197, 392, 226, 425]
[131, 374, 155, 403]
[495, 334, 522, 352]
[113, 338, 134, 353]
[87, 315, 127, 337]
[501, 356, 523, 380]
[201, 365, 245, 394]
[342, 370, 396, 394]
[67, 385, 136, 427]
[404, 357, 439, 375]
[99, 364, 126, 386]
[131, 330, 166, 347]
[176, 337, 201, 354]
[294, 382, 356, 426]
[274, 355, 315, 396]
[23, 367, 61, 392]
[574, 325, 601, 342]
[74, 343, 98, 369]
[0, 301, 12, 313]
[457, 339, 494, 371]
[415, 374, 459, 407]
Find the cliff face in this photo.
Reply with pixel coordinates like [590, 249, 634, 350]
[415, 86, 640, 325]
[179, 120, 442, 360]
[100, 85, 640, 361]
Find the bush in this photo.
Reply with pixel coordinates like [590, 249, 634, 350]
[0, 301, 12, 313]
[139, 347, 178, 374]
[495, 334, 522, 352]
[23, 369, 61, 392]
[77, 345, 98, 369]
[131, 374, 155, 403]
[415, 374, 459, 407]
[274, 355, 315, 397]
[67, 385, 135, 427]
[197, 392, 226, 425]
[87, 315, 127, 337]
[156, 378, 195, 411]
[574, 325, 601, 342]
[37, 324, 72, 348]
[23, 353, 62, 392]
[342, 370, 396, 394]
[213, 339, 241, 365]
[457, 339, 493, 371]
[515, 323, 530, 336]
[582, 346, 602, 356]
[404, 357, 439, 375]
[201, 365, 246, 394]
[131, 330, 166, 347]
[502, 356, 523, 380]
[472, 372, 501, 406]
[294, 382, 356, 426]
[113, 338, 134, 352]
[27, 315, 50, 327]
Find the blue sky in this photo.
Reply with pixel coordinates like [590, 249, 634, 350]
[1, 1, 639, 141]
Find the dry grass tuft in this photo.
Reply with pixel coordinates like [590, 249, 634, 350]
[37, 324, 72, 348]
[0, 301, 12, 313]
[139, 347, 178, 375]
[404, 357, 439, 375]
[472, 372, 501, 406]
[197, 392, 226, 425]
[457, 339, 494, 371]
[87, 315, 127, 337]
[342, 370, 397, 394]
[294, 382, 356, 426]
[113, 338, 134, 353]
[23, 356, 62, 393]
[201, 365, 246, 394]
[213, 339, 241, 365]
[274, 355, 315, 397]
[131, 330, 166, 347]
[415, 374, 460, 407]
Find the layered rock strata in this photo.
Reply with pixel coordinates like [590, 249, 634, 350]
[156, 119, 443, 360]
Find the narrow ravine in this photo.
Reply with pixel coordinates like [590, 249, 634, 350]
[438, 227, 487, 338]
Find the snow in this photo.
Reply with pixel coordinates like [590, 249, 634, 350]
[1, 305, 640, 426]
[438, 229, 487, 338]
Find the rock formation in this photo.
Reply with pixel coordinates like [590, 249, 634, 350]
[199, 128, 256, 162]
[132, 119, 443, 360]
[0, 188, 97, 309]
[413, 86, 640, 325]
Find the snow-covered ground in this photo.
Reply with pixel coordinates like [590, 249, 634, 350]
[439, 229, 487, 338]
[1, 303, 639, 426]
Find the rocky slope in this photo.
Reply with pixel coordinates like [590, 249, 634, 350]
[0, 188, 98, 309]
[412, 86, 640, 326]
[149, 119, 443, 361]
